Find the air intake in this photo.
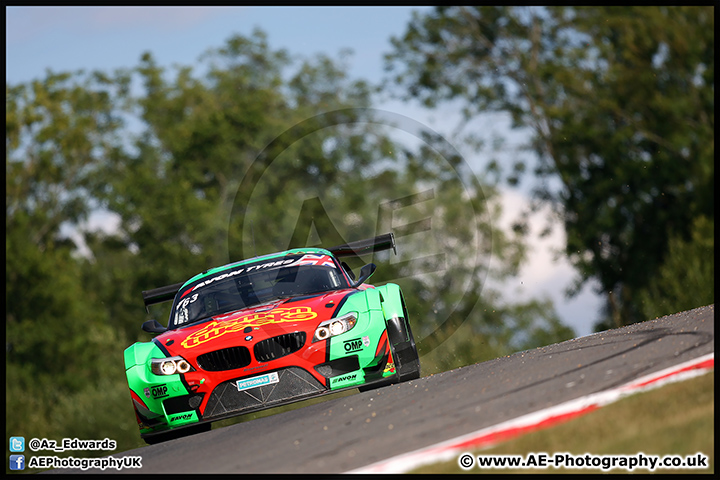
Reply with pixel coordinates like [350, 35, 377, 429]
[254, 332, 306, 362]
[197, 346, 252, 371]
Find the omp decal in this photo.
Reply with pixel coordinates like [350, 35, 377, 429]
[152, 385, 169, 399]
[343, 338, 364, 354]
[236, 372, 280, 392]
[181, 307, 318, 348]
[149, 384, 169, 399]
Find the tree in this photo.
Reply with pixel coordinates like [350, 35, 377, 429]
[637, 216, 714, 320]
[385, 6, 714, 329]
[6, 71, 131, 453]
[6, 29, 577, 457]
[6, 71, 126, 383]
[102, 30, 551, 354]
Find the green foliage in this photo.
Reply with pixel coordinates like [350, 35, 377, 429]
[6, 69, 126, 392]
[637, 216, 714, 320]
[6, 29, 572, 454]
[386, 6, 714, 329]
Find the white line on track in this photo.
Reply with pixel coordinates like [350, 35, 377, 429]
[348, 352, 714, 473]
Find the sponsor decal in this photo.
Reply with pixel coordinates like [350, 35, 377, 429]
[236, 372, 280, 392]
[384, 362, 396, 374]
[181, 268, 248, 298]
[150, 384, 169, 399]
[170, 413, 193, 422]
[343, 338, 364, 354]
[244, 363, 269, 372]
[175, 292, 199, 311]
[332, 373, 357, 384]
[181, 255, 333, 299]
[143, 388, 151, 399]
[181, 306, 317, 348]
[363, 335, 370, 347]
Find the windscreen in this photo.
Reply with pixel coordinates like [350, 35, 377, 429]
[169, 254, 349, 328]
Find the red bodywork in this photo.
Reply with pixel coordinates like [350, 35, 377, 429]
[152, 288, 358, 416]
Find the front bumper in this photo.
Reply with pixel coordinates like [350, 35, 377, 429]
[126, 309, 397, 435]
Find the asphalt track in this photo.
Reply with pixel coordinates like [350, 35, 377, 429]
[59, 304, 713, 474]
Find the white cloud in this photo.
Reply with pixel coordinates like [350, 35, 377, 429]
[491, 186, 604, 336]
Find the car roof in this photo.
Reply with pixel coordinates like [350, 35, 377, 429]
[180, 247, 335, 289]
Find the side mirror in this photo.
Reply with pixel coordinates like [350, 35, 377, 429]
[142, 319, 167, 334]
[353, 263, 376, 287]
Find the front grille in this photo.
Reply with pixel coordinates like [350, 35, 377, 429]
[197, 346, 252, 371]
[254, 332, 306, 362]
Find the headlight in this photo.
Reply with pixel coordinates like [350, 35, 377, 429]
[151, 356, 195, 376]
[312, 313, 357, 342]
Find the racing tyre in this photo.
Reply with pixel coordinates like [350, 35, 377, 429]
[358, 305, 420, 393]
[386, 312, 420, 382]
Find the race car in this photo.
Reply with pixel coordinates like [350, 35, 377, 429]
[124, 233, 420, 444]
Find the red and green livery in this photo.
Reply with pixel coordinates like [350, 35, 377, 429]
[124, 234, 420, 444]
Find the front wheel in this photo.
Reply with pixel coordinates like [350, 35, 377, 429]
[386, 313, 420, 382]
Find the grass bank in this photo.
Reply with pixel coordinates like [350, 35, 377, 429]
[412, 370, 714, 474]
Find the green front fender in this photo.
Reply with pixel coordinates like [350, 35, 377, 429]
[124, 341, 193, 430]
[375, 283, 406, 320]
[124, 341, 161, 370]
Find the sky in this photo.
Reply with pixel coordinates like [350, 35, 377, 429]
[6, 6, 604, 336]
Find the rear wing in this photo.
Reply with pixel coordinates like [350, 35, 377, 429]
[328, 232, 396, 258]
[140, 233, 396, 311]
[142, 282, 184, 312]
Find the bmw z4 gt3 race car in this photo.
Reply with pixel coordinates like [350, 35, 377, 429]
[124, 233, 420, 444]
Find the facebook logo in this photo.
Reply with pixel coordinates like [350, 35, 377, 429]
[10, 454, 25, 470]
[10, 436, 25, 452]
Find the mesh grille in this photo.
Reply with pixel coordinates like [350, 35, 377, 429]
[203, 367, 325, 420]
[254, 332, 306, 362]
[197, 346, 252, 371]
